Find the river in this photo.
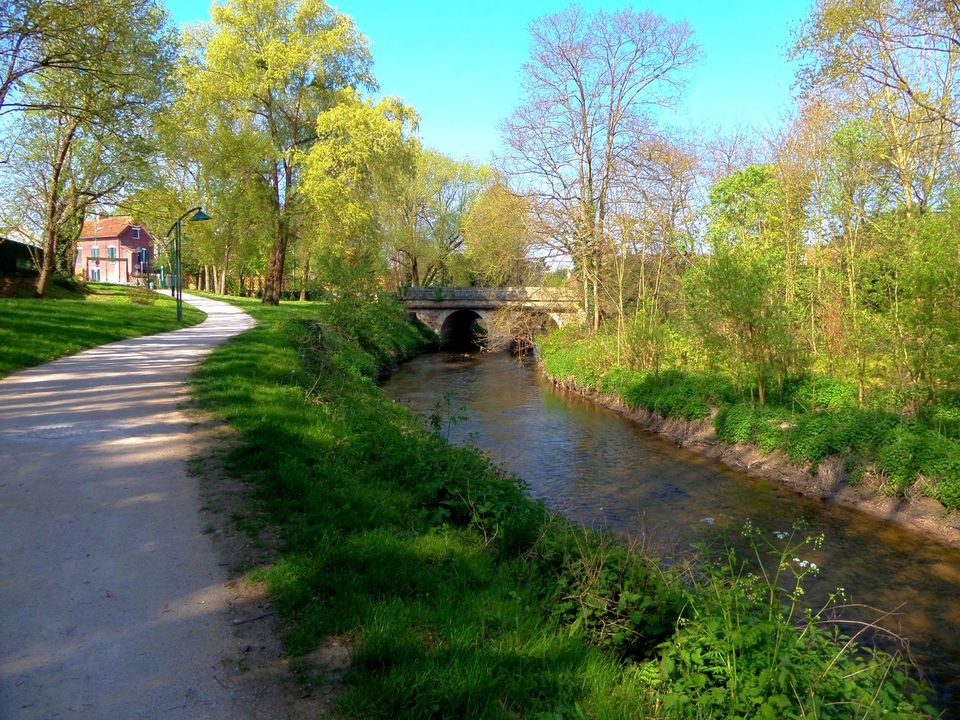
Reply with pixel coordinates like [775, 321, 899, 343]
[383, 351, 960, 712]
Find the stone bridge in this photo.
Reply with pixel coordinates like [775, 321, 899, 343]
[398, 286, 583, 349]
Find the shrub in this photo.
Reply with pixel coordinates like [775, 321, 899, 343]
[125, 285, 156, 305]
[654, 524, 934, 719]
[532, 525, 682, 660]
[782, 375, 858, 411]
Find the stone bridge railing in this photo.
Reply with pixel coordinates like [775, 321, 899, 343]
[398, 286, 579, 307]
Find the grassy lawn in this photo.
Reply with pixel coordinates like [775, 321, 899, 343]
[191, 294, 932, 719]
[0, 282, 205, 377]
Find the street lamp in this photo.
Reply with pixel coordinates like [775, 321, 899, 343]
[164, 207, 211, 322]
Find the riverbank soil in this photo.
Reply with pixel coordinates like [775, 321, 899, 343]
[0, 294, 303, 719]
[190, 417, 351, 717]
[563, 383, 960, 549]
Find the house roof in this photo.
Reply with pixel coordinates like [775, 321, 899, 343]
[0, 226, 42, 248]
[79, 216, 150, 240]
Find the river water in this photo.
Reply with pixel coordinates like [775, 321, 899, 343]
[382, 352, 960, 712]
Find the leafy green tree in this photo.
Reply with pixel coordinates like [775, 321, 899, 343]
[300, 94, 418, 294]
[187, 0, 375, 304]
[385, 149, 488, 288]
[0, 0, 175, 297]
[462, 182, 534, 286]
[686, 166, 800, 405]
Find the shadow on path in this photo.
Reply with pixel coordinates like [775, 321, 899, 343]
[0, 294, 258, 720]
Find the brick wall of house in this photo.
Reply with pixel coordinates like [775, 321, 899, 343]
[75, 219, 155, 285]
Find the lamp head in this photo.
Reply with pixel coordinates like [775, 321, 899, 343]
[189, 209, 211, 222]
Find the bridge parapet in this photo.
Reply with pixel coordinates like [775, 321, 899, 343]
[399, 286, 579, 305]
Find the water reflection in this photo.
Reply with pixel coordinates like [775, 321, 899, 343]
[383, 352, 960, 711]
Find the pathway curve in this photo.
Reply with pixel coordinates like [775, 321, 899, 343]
[0, 294, 256, 719]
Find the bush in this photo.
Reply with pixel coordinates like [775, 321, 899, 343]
[781, 375, 858, 411]
[654, 525, 934, 719]
[618, 370, 734, 421]
[532, 525, 682, 660]
[125, 285, 156, 305]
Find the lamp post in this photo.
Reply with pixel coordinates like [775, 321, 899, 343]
[164, 207, 211, 322]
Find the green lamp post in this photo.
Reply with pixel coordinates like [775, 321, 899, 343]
[164, 207, 211, 321]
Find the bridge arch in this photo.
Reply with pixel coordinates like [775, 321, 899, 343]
[440, 309, 487, 351]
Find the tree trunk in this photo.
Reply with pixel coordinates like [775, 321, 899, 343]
[263, 230, 287, 305]
[35, 120, 78, 298]
[35, 226, 59, 298]
[299, 256, 309, 301]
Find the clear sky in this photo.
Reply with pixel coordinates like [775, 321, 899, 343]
[165, 0, 813, 164]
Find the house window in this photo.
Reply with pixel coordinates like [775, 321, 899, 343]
[91, 246, 99, 258]
[132, 227, 141, 240]
[75, 248, 81, 265]
[91, 268, 101, 282]
[108, 246, 117, 259]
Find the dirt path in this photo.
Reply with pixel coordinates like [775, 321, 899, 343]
[0, 294, 259, 719]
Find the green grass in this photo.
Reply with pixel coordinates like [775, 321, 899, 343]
[540, 327, 960, 512]
[190, 294, 932, 718]
[0, 282, 206, 377]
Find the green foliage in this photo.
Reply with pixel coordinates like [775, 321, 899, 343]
[781, 375, 858, 411]
[533, 528, 682, 660]
[656, 524, 934, 719]
[540, 324, 960, 511]
[616, 370, 736, 421]
[125, 286, 157, 305]
[538, 327, 618, 390]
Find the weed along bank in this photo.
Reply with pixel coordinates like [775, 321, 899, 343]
[193, 297, 939, 718]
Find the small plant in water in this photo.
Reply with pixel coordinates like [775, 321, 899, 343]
[427, 391, 468, 441]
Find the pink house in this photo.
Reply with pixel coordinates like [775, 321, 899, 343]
[75, 216, 156, 285]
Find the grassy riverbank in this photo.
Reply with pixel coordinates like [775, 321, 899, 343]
[192, 296, 933, 718]
[0, 282, 205, 377]
[540, 327, 960, 513]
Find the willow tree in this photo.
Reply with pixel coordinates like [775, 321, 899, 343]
[300, 94, 418, 294]
[502, 5, 699, 329]
[384, 150, 488, 288]
[188, 0, 375, 304]
[462, 182, 535, 286]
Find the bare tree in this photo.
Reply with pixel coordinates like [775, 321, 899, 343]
[501, 5, 699, 330]
[796, 0, 960, 129]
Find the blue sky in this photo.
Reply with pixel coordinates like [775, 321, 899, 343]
[166, 0, 812, 163]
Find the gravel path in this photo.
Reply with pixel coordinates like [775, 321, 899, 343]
[0, 294, 256, 719]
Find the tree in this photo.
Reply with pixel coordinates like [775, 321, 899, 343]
[686, 165, 800, 405]
[502, 5, 699, 330]
[796, 0, 960, 129]
[385, 150, 487, 288]
[0, 0, 175, 297]
[300, 94, 418, 294]
[462, 182, 535, 286]
[189, 0, 375, 304]
[0, 0, 135, 117]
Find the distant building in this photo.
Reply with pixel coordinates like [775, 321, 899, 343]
[76, 216, 155, 284]
[0, 229, 43, 276]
